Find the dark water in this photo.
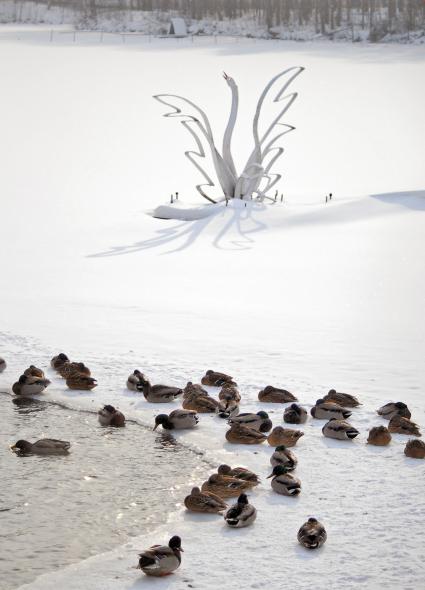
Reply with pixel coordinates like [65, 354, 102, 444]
[0, 394, 201, 590]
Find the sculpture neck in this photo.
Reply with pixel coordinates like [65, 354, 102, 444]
[222, 82, 238, 183]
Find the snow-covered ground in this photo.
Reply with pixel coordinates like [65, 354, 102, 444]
[1, 29, 424, 589]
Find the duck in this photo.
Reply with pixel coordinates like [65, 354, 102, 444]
[225, 423, 267, 445]
[404, 439, 425, 459]
[377, 402, 411, 420]
[98, 405, 125, 427]
[284, 403, 308, 424]
[126, 369, 147, 391]
[50, 353, 70, 370]
[12, 374, 51, 396]
[298, 517, 327, 549]
[23, 365, 45, 379]
[201, 473, 253, 498]
[153, 409, 198, 430]
[0, 357, 6, 372]
[139, 377, 183, 403]
[224, 493, 257, 528]
[66, 374, 97, 390]
[201, 370, 237, 387]
[183, 381, 209, 398]
[367, 425, 391, 446]
[258, 385, 297, 403]
[184, 486, 227, 513]
[270, 445, 298, 470]
[59, 362, 91, 379]
[323, 389, 361, 407]
[217, 464, 260, 485]
[219, 384, 241, 403]
[266, 465, 301, 496]
[311, 399, 352, 420]
[138, 535, 183, 577]
[228, 411, 272, 432]
[217, 399, 239, 419]
[11, 438, 70, 455]
[182, 392, 219, 413]
[322, 419, 359, 440]
[267, 426, 304, 447]
[388, 415, 421, 436]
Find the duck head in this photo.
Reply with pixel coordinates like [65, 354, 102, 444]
[217, 464, 232, 475]
[153, 414, 168, 430]
[275, 444, 287, 452]
[267, 465, 290, 478]
[168, 535, 183, 552]
[11, 440, 32, 453]
[257, 411, 269, 419]
[237, 493, 249, 504]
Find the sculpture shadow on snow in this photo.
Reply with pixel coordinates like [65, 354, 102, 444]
[88, 203, 268, 256]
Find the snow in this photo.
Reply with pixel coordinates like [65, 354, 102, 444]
[0, 28, 424, 590]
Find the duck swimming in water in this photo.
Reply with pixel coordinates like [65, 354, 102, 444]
[298, 517, 327, 549]
[98, 405, 125, 427]
[224, 493, 257, 528]
[11, 438, 70, 455]
[138, 535, 183, 577]
[153, 409, 199, 430]
[258, 385, 297, 403]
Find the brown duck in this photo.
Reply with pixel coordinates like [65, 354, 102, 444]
[184, 486, 227, 513]
[50, 353, 69, 371]
[258, 385, 297, 403]
[404, 439, 425, 459]
[217, 464, 259, 485]
[201, 370, 237, 387]
[225, 423, 266, 445]
[367, 426, 391, 446]
[66, 374, 97, 390]
[323, 389, 361, 407]
[23, 365, 45, 379]
[388, 415, 421, 436]
[59, 362, 91, 378]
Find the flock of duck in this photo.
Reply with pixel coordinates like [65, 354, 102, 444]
[1, 355, 424, 577]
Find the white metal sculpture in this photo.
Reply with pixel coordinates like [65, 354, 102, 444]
[154, 66, 304, 204]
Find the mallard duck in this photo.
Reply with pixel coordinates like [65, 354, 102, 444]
[12, 374, 51, 396]
[66, 374, 97, 390]
[23, 365, 45, 379]
[11, 438, 70, 455]
[284, 403, 308, 424]
[267, 426, 304, 447]
[153, 409, 198, 430]
[0, 357, 6, 372]
[323, 389, 361, 407]
[182, 391, 219, 413]
[98, 405, 125, 427]
[50, 353, 69, 370]
[184, 486, 227, 513]
[258, 385, 297, 403]
[183, 381, 209, 398]
[139, 377, 183, 403]
[225, 423, 267, 445]
[298, 517, 327, 549]
[311, 399, 351, 420]
[138, 535, 183, 577]
[126, 370, 146, 391]
[228, 411, 272, 432]
[270, 445, 298, 470]
[201, 473, 253, 498]
[322, 419, 359, 440]
[219, 384, 241, 403]
[59, 362, 91, 378]
[217, 400, 239, 419]
[404, 439, 425, 459]
[201, 370, 237, 387]
[367, 425, 391, 446]
[377, 402, 411, 420]
[224, 493, 257, 528]
[388, 415, 421, 436]
[217, 464, 259, 484]
[266, 465, 301, 496]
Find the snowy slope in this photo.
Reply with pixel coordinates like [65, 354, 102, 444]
[0, 29, 424, 590]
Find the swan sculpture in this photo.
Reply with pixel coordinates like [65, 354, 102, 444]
[153, 66, 304, 204]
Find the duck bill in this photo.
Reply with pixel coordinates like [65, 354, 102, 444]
[10, 444, 17, 451]
[179, 547, 184, 552]
[266, 473, 273, 479]
[152, 424, 158, 431]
